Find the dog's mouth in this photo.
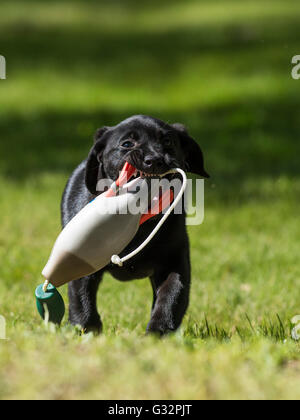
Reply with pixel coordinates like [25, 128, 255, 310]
[128, 169, 174, 182]
[124, 151, 177, 183]
[115, 162, 176, 225]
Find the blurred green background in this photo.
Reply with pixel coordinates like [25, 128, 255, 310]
[0, 0, 300, 400]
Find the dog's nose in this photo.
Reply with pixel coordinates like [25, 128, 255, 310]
[144, 156, 164, 173]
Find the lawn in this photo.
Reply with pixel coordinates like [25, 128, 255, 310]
[0, 0, 300, 400]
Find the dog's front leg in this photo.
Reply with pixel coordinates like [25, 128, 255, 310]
[147, 270, 190, 336]
[68, 272, 103, 334]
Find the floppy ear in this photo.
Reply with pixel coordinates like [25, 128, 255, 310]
[173, 123, 210, 178]
[85, 127, 110, 195]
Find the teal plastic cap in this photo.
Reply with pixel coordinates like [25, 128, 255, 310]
[35, 283, 65, 325]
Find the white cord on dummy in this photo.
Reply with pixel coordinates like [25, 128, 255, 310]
[111, 168, 187, 267]
[43, 280, 50, 292]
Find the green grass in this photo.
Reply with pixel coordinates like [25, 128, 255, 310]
[0, 0, 300, 400]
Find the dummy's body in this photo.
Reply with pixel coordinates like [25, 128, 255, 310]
[42, 177, 152, 288]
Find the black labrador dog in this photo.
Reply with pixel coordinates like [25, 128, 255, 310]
[61, 115, 209, 335]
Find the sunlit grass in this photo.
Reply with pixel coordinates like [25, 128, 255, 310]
[1, 171, 300, 399]
[1, 0, 299, 31]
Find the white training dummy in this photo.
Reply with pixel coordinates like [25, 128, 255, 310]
[42, 162, 187, 291]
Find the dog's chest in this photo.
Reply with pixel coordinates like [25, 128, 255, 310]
[108, 262, 154, 282]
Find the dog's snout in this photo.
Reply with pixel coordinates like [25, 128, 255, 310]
[144, 155, 164, 173]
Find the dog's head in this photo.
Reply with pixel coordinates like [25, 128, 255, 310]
[85, 115, 210, 195]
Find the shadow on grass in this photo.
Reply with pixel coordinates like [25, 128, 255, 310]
[2, 16, 300, 79]
[0, 0, 299, 203]
[0, 95, 299, 183]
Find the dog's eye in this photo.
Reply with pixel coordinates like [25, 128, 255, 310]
[164, 137, 173, 147]
[121, 140, 135, 149]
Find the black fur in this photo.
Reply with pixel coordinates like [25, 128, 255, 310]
[61, 115, 209, 335]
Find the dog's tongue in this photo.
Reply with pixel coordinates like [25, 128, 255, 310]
[116, 162, 136, 188]
[105, 162, 136, 197]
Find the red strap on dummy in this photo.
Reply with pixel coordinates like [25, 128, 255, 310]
[140, 189, 174, 226]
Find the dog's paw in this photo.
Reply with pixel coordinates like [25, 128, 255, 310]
[146, 320, 175, 337]
[69, 313, 103, 335]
